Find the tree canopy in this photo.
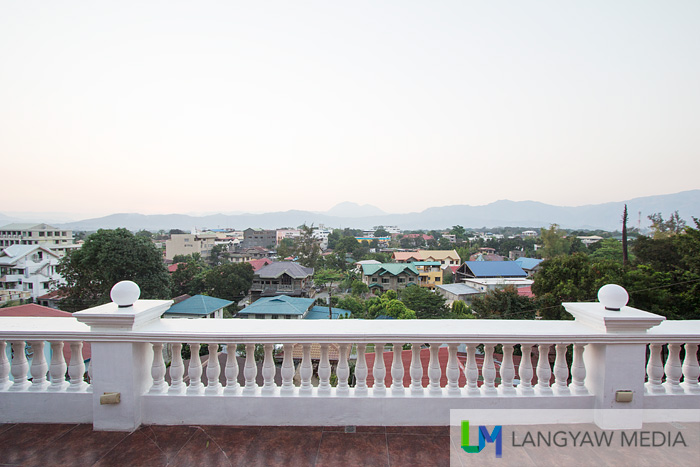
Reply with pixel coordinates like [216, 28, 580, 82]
[57, 228, 171, 311]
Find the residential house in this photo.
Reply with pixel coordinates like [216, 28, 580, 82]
[361, 263, 419, 292]
[229, 247, 272, 263]
[578, 235, 604, 246]
[165, 233, 216, 261]
[248, 258, 273, 272]
[392, 251, 422, 263]
[163, 295, 233, 319]
[276, 229, 301, 245]
[0, 290, 31, 307]
[393, 250, 461, 267]
[435, 283, 483, 305]
[237, 295, 351, 320]
[455, 261, 531, 293]
[0, 245, 63, 299]
[36, 289, 65, 309]
[514, 257, 544, 277]
[251, 262, 314, 300]
[413, 261, 443, 289]
[241, 228, 277, 249]
[0, 223, 77, 257]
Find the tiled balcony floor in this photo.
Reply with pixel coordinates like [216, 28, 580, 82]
[1, 422, 698, 466]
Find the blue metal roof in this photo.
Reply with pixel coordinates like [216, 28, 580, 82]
[462, 261, 527, 278]
[514, 257, 543, 270]
[164, 295, 234, 316]
[238, 295, 315, 316]
[305, 306, 352, 320]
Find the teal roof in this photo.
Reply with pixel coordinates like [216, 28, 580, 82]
[514, 257, 543, 270]
[413, 261, 441, 266]
[164, 295, 234, 316]
[239, 295, 315, 316]
[306, 306, 352, 320]
[361, 263, 419, 276]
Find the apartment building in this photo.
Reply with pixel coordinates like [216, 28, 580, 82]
[165, 233, 216, 261]
[0, 245, 64, 299]
[0, 223, 76, 257]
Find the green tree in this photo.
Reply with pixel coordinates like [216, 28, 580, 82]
[204, 262, 254, 302]
[374, 228, 390, 238]
[314, 268, 344, 318]
[451, 300, 474, 318]
[135, 229, 154, 239]
[276, 237, 295, 259]
[171, 255, 208, 296]
[539, 224, 570, 259]
[57, 228, 171, 311]
[589, 238, 625, 262]
[293, 224, 321, 268]
[351, 279, 369, 296]
[209, 244, 229, 266]
[450, 225, 466, 242]
[648, 211, 686, 238]
[471, 287, 536, 319]
[399, 285, 450, 319]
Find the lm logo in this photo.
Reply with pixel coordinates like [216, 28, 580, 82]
[461, 421, 502, 458]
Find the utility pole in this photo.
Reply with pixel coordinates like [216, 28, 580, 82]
[622, 204, 629, 267]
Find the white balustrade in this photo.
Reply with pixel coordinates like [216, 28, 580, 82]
[223, 343, 240, 395]
[0, 341, 10, 391]
[317, 344, 331, 395]
[336, 343, 350, 396]
[28, 341, 49, 391]
[9, 341, 30, 391]
[299, 344, 312, 395]
[205, 343, 222, 395]
[354, 343, 368, 396]
[428, 343, 442, 396]
[553, 344, 570, 396]
[169, 343, 186, 394]
[279, 343, 294, 395]
[498, 344, 516, 396]
[481, 344, 497, 395]
[645, 343, 665, 394]
[409, 343, 423, 395]
[534, 344, 552, 395]
[243, 343, 258, 395]
[67, 342, 87, 392]
[662, 343, 683, 394]
[570, 344, 588, 395]
[372, 343, 386, 396]
[680, 343, 700, 394]
[391, 343, 405, 396]
[48, 341, 68, 392]
[446, 343, 460, 396]
[149, 343, 168, 394]
[187, 343, 204, 395]
[517, 344, 534, 395]
[464, 343, 480, 396]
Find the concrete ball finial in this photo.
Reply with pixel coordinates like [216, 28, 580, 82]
[597, 284, 629, 311]
[110, 281, 141, 307]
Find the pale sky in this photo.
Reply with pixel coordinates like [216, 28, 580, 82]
[2, 1, 699, 218]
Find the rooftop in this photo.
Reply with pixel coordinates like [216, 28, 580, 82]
[163, 295, 234, 317]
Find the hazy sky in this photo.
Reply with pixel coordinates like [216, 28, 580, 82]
[2, 1, 699, 218]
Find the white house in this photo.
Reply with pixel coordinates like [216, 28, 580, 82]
[0, 245, 64, 299]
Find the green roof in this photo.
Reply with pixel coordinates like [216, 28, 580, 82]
[413, 261, 441, 266]
[361, 263, 419, 276]
[238, 295, 315, 316]
[164, 295, 234, 316]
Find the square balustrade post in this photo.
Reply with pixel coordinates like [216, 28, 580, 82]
[564, 285, 665, 430]
[74, 284, 172, 431]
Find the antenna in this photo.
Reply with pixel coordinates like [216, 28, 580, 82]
[638, 211, 641, 230]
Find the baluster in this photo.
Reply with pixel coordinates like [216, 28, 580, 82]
[318, 344, 331, 395]
[187, 343, 205, 395]
[243, 343, 258, 395]
[570, 344, 588, 395]
[223, 343, 240, 395]
[279, 343, 294, 395]
[336, 343, 350, 396]
[205, 343, 222, 395]
[0, 341, 10, 391]
[169, 343, 186, 394]
[373, 343, 386, 396]
[29, 341, 50, 391]
[410, 343, 423, 395]
[663, 343, 683, 394]
[391, 343, 405, 395]
[261, 343, 277, 395]
[427, 343, 442, 396]
[498, 344, 516, 396]
[517, 344, 534, 395]
[481, 344, 497, 395]
[67, 342, 87, 392]
[680, 343, 700, 394]
[149, 343, 168, 394]
[47, 341, 68, 391]
[465, 343, 480, 396]
[299, 344, 312, 395]
[446, 343, 460, 396]
[9, 341, 30, 391]
[553, 344, 570, 395]
[87, 357, 93, 393]
[645, 343, 665, 394]
[534, 344, 552, 395]
[354, 344, 368, 395]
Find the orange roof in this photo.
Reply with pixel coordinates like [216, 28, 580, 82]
[0, 304, 72, 317]
[248, 258, 273, 272]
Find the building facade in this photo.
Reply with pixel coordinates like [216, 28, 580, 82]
[0, 223, 75, 257]
[0, 245, 64, 299]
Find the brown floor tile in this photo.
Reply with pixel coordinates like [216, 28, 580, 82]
[0, 423, 78, 465]
[169, 429, 232, 467]
[94, 430, 168, 467]
[0, 424, 15, 436]
[140, 425, 199, 461]
[236, 426, 322, 467]
[200, 425, 263, 465]
[386, 426, 450, 436]
[323, 426, 386, 433]
[387, 433, 451, 467]
[18, 424, 128, 467]
[316, 432, 389, 467]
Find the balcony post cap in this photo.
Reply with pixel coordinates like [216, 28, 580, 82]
[110, 281, 141, 307]
[597, 284, 628, 311]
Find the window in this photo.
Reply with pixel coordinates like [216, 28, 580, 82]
[408, 277, 414, 281]
[398, 278, 405, 283]
[382, 278, 389, 284]
[39, 232, 45, 237]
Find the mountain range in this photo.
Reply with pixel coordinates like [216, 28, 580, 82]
[2, 190, 698, 232]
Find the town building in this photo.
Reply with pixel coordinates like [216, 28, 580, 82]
[250, 262, 314, 300]
[165, 233, 216, 261]
[0, 223, 77, 257]
[163, 295, 233, 319]
[435, 283, 483, 305]
[237, 295, 351, 320]
[0, 245, 64, 299]
[392, 250, 461, 267]
[241, 228, 277, 249]
[360, 263, 419, 292]
[413, 261, 443, 289]
[514, 257, 544, 277]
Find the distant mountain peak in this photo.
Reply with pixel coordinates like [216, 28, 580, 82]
[325, 202, 386, 218]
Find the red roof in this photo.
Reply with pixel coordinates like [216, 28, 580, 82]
[248, 258, 273, 272]
[37, 289, 66, 300]
[168, 263, 182, 273]
[0, 304, 91, 361]
[517, 286, 534, 298]
[448, 265, 459, 274]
